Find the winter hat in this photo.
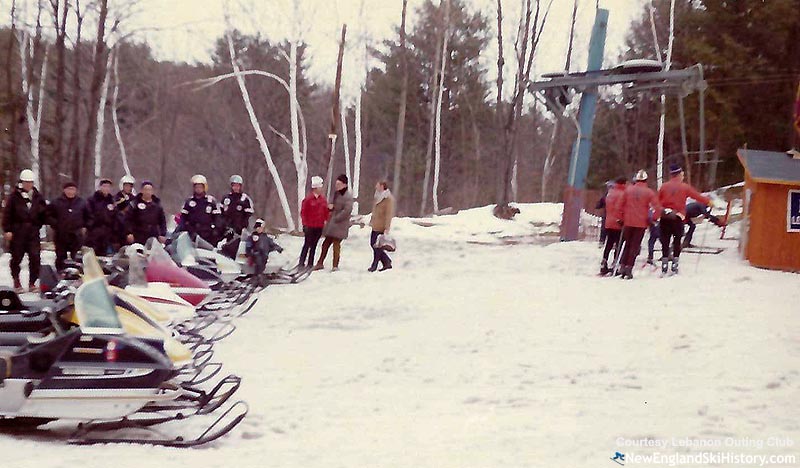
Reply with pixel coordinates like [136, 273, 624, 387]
[615, 176, 627, 185]
[311, 176, 324, 189]
[634, 170, 648, 182]
[141, 180, 154, 189]
[98, 178, 113, 186]
[254, 218, 265, 228]
[63, 181, 77, 189]
[669, 163, 683, 175]
[337, 174, 349, 185]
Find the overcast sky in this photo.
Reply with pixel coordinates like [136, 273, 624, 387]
[34, 0, 648, 100]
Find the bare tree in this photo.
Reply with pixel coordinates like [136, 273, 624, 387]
[111, 48, 131, 176]
[391, 0, 408, 209]
[225, 32, 296, 230]
[432, 0, 451, 213]
[50, 0, 70, 185]
[323, 24, 347, 198]
[80, 0, 109, 191]
[420, 0, 445, 216]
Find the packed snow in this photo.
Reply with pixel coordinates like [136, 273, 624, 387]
[1, 203, 798, 468]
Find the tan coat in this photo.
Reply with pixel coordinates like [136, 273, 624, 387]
[370, 193, 395, 232]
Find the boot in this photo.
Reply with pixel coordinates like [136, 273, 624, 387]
[28, 282, 39, 294]
[646, 257, 655, 266]
[661, 257, 669, 274]
[312, 263, 324, 271]
[620, 266, 633, 280]
[600, 260, 610, 276]
[379, 263, 392, 272]
[671, 257, 679, 274]
[13, 278, 23, 294]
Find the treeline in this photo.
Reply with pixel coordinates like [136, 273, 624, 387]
[0, 0, 797, 225]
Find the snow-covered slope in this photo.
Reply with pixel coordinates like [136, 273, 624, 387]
[1, 204, 797, 468]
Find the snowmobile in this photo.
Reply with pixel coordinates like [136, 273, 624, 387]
[0, 252, 248, 446]
[218, 229, 313, 285]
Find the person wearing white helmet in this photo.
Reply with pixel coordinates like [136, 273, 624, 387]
[177, 174, 223, 244]
[2, 169, 47, 292]
[221, 174, 254, 236]
[298, 176, 329, 268]
[617, 170, 661, 279]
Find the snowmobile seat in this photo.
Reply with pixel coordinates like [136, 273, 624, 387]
[0, 312, 50, 333]
[0, 332, 38, 347]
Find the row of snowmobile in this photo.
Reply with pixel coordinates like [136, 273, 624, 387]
[0, 229, 311, 447]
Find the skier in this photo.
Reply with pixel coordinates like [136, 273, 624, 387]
[683, 201, 725, 248]
[599, 177, 626, 275]
[299, 176, 329, 268]
[657, 164, 711, 274]
[369, 180, 395, 272]
[86, 178, 117, 256]
[314, 174, 354, 272]
[2, 169, 47, 292]
[114, 175, 136, 249]
[246, 218, 284, 280]
[125, 181, 167, 245]
[618, 170, 661, 279]
[177, 174, 223, 244]
[645, 210, 661, 266]
[221, 174, 254, 236]
[48, 181, 91, 271]
[595, 181, 612, 247]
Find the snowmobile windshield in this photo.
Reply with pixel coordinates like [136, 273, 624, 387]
[75, 277, 124, 334]
[174, 232, 198, 266]
[195, 235, 215, 251]
[128, 253, 148, 286]
[149, 241, 178, 267]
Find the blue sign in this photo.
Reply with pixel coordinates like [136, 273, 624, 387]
[789, 190, 800, 232]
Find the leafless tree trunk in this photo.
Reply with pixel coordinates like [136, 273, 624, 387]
[541, 0, 577, 201]
[432, 0, 451, 213]
[226, 33, 295, 230]
[392, 0, 408, 208]
[51, 0, 69, 186]
[68, 0, 84, 184]
[18, 3, 49, 187]
[5, 0, 19, 185]
[80, 0, 109, 192]
[341, 103, 351, 184]
[111, 49, 131, 176]
[288, 0, 307, 227]
[324, 24, 347, 198]
[93, 48, 113, 184]
[420, 1, 445, 216]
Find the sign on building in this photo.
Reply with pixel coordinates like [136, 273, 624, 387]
[789, 190, 800, 232]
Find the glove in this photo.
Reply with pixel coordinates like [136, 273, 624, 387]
[3, 232, 12, 242]
[126, 234, 134, 244]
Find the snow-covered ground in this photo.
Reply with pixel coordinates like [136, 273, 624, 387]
[2, 204, 798, 467]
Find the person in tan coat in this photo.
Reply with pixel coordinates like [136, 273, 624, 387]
[369, 180, 395, 272]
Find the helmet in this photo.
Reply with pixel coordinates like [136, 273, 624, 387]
[19, 169, 34, 182]
[125, 243, 146, 257]
[119, 174, 136, 190]
[254, 218, 265, 228]
[634, 170, 648, 182]
[230, 175, 244, 185]
[311, 176, 323, 189]
[191, 174, 208, 191]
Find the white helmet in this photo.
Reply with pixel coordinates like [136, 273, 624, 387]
[19, 169, 34, 182]
[634, 170, 648, 182]
[119, 174, 136, 190]
[191, 174, 208, 190]
[254, 218, 265, 228]
[311, 176, 323, 189]
[230, 175, 244, 185]
[125, 243, 146, 257]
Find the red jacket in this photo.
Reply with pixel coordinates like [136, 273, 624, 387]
[604, 184, 626, 230]
[621, 182, 661, 228]
[301, 192, 329, 228]
[658, 177, 711, 217]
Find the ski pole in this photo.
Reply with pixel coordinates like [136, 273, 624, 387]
[612, 227, 626, 276]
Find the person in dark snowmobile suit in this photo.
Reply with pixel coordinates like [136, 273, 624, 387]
[48, 181, 91, 271]
[221, 174, 254, 236]
[246, 218, 283, 283]
[176, 174, 224, 245]
[2, 169, 47, 292]
[86, 178, 117, 256]
[125, 181, 167, 245]
[113, 174, 136, 249]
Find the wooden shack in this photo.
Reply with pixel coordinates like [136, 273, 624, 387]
[737, 148, 800, 271]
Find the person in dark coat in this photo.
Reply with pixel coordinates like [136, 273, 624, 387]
[683, 201, 725, 248]
[86, 178, 117, 256]
[48, 181, 91, 271]
[125, 181, 167, 245]
[246, 218, 283, 277]
[221, 174, 255, 236]
[2, 169, 47, 292]
[177, 174, 223, 244]
[299, 176, 329, 268]
[113, 175, 136, 249]
[314, 174, 354, 272]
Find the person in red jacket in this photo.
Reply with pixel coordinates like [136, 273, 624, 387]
[657, 164, 712, 274]
[600, 177, 627, 275]
[618, 170, 661, 279]
[299, 176, 330, 268]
